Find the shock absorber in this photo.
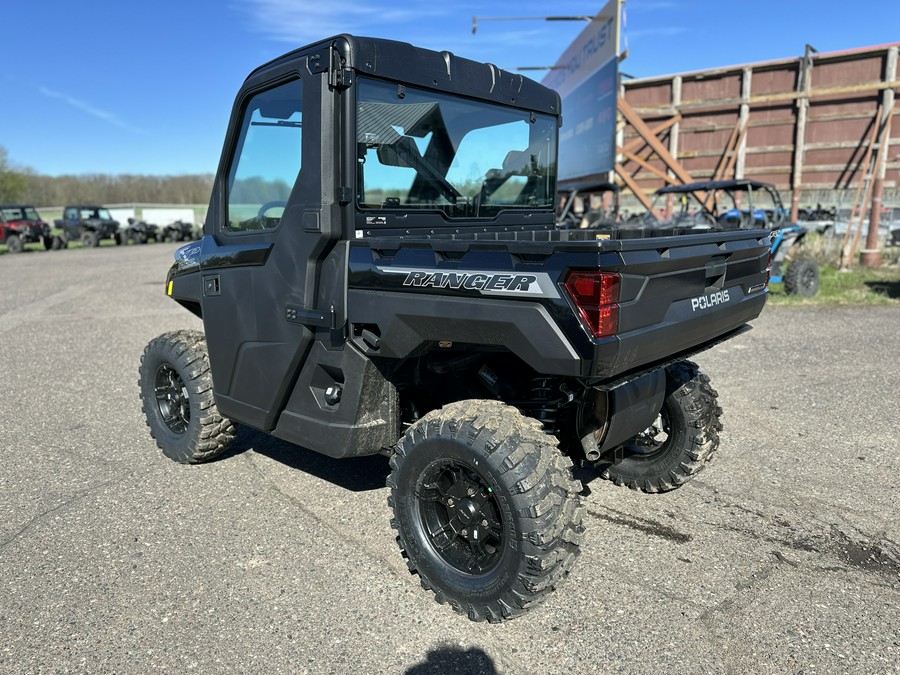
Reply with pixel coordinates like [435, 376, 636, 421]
[527, 377, 564, 434]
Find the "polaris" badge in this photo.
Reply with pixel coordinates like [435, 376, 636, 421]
[691, 289, 731, 311]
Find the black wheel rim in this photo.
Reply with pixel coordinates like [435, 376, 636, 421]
[801, 266, 816, 291]
[155, 364, 190, 433]
[417, 459, 504, 575]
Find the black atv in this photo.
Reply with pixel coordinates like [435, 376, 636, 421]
[122, 218, 160, 244]
[161, 220, 196, 242]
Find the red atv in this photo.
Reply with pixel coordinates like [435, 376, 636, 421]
[0, 204, 52, 253]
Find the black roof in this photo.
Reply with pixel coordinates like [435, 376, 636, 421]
[558, 180, 621, 194]
[656, 179, 776, 194]
[0, 204, 35, 209]
[248, 34, 561, 116]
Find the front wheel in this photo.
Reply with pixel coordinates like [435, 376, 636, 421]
[784, 258, 820, 297]
[138, 330, 237, 463]
[599, 361, 722, 493]
[81, 231, 99, 248]
[5, 234, 23, 253]
[388, 400, 584, 623]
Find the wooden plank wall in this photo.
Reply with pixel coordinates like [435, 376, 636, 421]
[619, 44, 900, 218]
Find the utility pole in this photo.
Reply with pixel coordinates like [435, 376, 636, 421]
[860, 45, 897, 267]
[790, 44, 816, 223]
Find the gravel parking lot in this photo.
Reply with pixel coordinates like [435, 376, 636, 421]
[1, 244, 898, 674]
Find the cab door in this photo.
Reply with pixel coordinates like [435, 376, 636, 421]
[199, 54, 343, 432]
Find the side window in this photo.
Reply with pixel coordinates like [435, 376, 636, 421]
[227, 78, 302, 232]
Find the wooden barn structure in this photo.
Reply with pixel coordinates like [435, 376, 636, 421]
[617, 43, 899, 264]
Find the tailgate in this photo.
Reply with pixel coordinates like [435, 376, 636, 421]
[589, 230, 769, 378]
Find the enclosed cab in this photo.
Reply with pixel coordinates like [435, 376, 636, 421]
[53, 205, 121, 248]
[140, 35, 770, 624]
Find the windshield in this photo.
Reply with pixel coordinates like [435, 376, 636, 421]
[717, 186, 783, 229]
[80, 208, 112, 220]
[1, 207, 39, 221]
[636, 184, 784, 230]
[356, 78, 557, 219]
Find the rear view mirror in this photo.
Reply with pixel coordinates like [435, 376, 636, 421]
[258, 99, 300, 120]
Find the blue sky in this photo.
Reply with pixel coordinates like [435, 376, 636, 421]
[2, 0, 898, 176]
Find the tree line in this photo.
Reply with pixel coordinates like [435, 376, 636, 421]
[0, 145, 213, 206]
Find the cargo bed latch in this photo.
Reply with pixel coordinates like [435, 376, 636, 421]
[705, 260, 727, 292]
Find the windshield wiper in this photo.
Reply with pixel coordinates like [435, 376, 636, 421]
[251, 120, 302, 128]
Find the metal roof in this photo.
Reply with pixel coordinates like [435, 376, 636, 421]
[656, 179, 776, 194]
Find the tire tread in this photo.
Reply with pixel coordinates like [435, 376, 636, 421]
[138, 330, 237, 463]
[388, 399, 583, 622]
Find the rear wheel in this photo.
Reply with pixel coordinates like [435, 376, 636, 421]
[599, 361, 722, 493]
[5, 234, 23, 253]
[388, 400, 584, 622]
[138, 330, 237, 464]
[81, 231, 99, 248]
[784, 258, 820, 297]
[42, 235, 54, 250]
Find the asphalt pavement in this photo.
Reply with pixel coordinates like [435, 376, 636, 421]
[1, 244, 898, 674]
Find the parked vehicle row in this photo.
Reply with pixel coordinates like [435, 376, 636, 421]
[0, 204, 199, 253]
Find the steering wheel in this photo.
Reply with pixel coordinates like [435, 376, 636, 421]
[257, 201, 287, 228]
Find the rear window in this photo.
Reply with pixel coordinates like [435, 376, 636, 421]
[356, 78, 557, 219]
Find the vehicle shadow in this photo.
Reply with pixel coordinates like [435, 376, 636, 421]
[219, 425, 390, 492]
[865, 279, 900, 299]
[405, 645, 498, 675]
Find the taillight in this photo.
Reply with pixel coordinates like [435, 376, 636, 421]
[563, 270, 621, 338]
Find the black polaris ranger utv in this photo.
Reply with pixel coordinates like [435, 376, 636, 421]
[139, 35, 770, 623]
